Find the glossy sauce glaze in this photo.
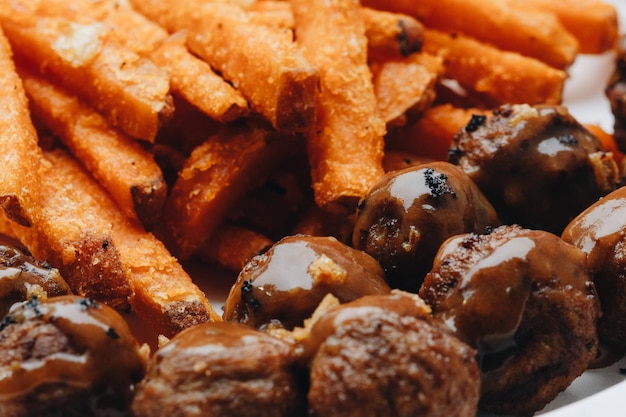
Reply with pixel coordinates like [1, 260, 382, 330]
[0, 241, 71, 317]
[0, 295, 146, 406]
[449, 104, 619, 235]
[223, 235, 390, 330]
[563, 185, 626, 348]
[132, 321, 305, 417]
[421, 225, 593, 364]
[352, 160, 499, 292]
[420, 225, 601, 415]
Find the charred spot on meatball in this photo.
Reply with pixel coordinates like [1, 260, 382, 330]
[352, 161, 499, 292]
[449, 103, 619, 235]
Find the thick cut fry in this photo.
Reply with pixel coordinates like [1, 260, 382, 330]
[361, 0, 579, 69]
[19, 67, 168, 227]
[162, 122, 299, 260]
[371, 52, 444, 126]
[423, 29, 567, 105]
[361, 7, 424, 59]
[186, 3, 318, 132]
[0, 28, 42, 227]
[32, 150, 219, 336]
[196, 224, 273, 273]
[291, 0, 386, 209]
[130, 0, 318, 132]
[386, 104, 486, 161]
[513, 0, 618, 54]
[248, 2, 425, 60]
[0, 8, 173, 142]
[4, 153, 133, 310]
[151, 33, 250, 123]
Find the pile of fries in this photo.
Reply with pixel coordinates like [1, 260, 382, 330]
[0, 0, 619, 338]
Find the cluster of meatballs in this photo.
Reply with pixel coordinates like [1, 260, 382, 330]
[2, 100, 626, 417]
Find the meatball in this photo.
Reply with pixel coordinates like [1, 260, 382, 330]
[131, 321, 306, 417]
[0, 295, 147, 417]
[448, 103, 619, 234]
[223, 235, 390, 330]
[419, 225, 600, 416]
[299, 291, 480, 417]
[0, 241, 71, 318]
[352, 160, 499, 292]
[562, 185, 626, 348]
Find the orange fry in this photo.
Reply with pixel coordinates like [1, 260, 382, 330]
[423, 29, 567, 105]
[513, 0, 618, 54]
[371, 52, 444, 126]
[291, 0, 386, 209]
[196, 224, 273, 273]
[19, 66, 168, 227]
[5, 152, 134, 310]
[0, 27, 43, 227]
[361, 0, 579, 69]
[41, 150, 219, 336]
[151, 32, 250, 123]
[361, 7, 424, 59]
[0, 6, 173, 142]
[386, 103, 487, 161]
[161, 122, 300, 260]
[248, 2, 425, 60]
[130, 0, 318, 132]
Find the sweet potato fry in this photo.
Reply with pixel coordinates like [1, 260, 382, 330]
[513, 0, 618, 54]
[130, 0, 318, 132]
[423, 29, 567, 105]
[290, 204, 355, 244]
[361, 0, 579, 69]
[196, 224, 273, 273]
[371, 52, 444, 126]
[186, 3, 318, 132]
[291, 0, 386, 209]
[0, 6, 173, 142]
[161, 122, 300, 260]
[361, 7, 424, 59]
[4, 152, 133, 310]
[386, 103, 487, 161]
[18, 66, 168, 227]
[151, 32, 250, 123]
[0, 27, 43, 227]
[33, 150, 219, 336]
[248, 2, 425, 60]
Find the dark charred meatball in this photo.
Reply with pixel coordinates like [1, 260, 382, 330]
[299, 291, 480, 417]
[223, 235, 390, 330]
[0, 295, 147, 417]
[419, 225, 600, 416]
[352, 160, 499, 292]
[448, 103, 619, 235]
[131, 321, 306, 417]
[0, 241, 71, 318]
[562, 185, 626, 348]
